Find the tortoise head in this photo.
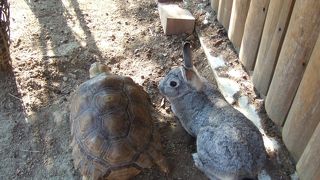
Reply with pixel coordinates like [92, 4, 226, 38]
[89, 62, 111, 78]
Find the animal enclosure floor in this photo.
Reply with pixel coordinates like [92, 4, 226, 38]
[0, 0, 295, 179]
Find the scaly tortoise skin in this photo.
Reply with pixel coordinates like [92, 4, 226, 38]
[70, 63, 168, 180]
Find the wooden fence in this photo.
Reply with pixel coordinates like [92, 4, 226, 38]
[210, 0, 320, 179]
[0, 0, 10, 71]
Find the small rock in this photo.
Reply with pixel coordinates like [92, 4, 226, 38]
[141, 75, 144, 79]
[63, 77, 68, 81]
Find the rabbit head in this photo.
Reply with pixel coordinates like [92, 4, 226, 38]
[159, 42, 204, 100]
[89, 62, 111, 78]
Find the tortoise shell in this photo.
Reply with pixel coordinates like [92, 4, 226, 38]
[70, 73, 168, 179]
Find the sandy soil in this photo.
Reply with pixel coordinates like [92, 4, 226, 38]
[0, 0, 295, 179]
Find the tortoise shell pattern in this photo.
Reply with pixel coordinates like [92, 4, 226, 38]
[70, 74, 162, 179]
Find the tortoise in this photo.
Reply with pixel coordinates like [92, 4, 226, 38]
[70, 62, 169, 179]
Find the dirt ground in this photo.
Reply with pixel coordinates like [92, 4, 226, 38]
[0, 0, 296, 179]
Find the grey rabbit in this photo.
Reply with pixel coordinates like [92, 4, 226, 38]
[159, 42, 267, 180]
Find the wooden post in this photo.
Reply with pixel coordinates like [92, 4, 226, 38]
[0, 0, 10, 71]
[265, 0, 320, 126]
[217, 0, 233, 31]
[282, 35, 320, 161]
[296, 122, 320, 180]
[210, 0, 219, 13]
[252, 0, 295, 97]
[239, 0, 270, 71]
[228, 0, 250, 52]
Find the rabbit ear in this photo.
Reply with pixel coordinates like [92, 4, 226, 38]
[183, 42, 193, 69]
[181, 42, 204, 91]
[181, 67, 204, 91]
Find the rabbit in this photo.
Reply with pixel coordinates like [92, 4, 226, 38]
[159, 42, 267, 180]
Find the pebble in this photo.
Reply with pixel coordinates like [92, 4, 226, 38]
[63, 77, 68, 81]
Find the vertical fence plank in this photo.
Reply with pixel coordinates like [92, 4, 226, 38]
[252, 0, 294, 97]
[296, 121, 320, 180]
[217, 0, 233, 31]
[282, 35, 320, 161]
[0, 0, 10, 71]
[228, 0, 250, 52]
[265, 0, 320, 126]
[210, 0, 219, 12]
[239, 0, 270, 71]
